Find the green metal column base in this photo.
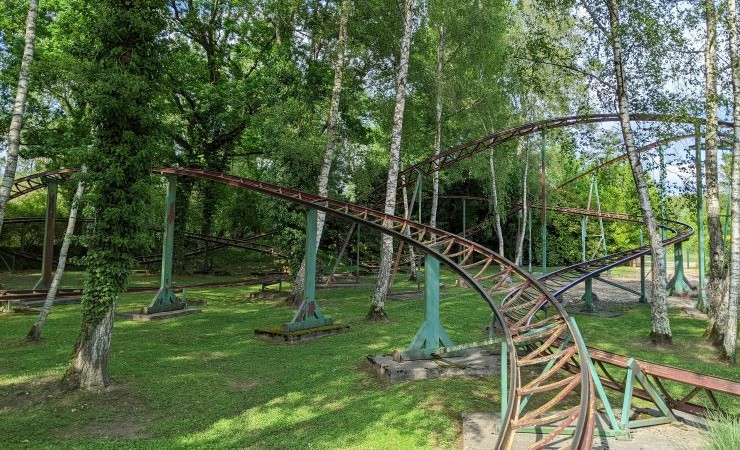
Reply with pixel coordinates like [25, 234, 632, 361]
[144, 286, 185, 314]
[639, 255, 648, 303]
[666, 243, 695, 297]
[284, 300, 333, 331]
[620, 358, 676, 430]
[580, 278, 598, 312]
[398, 255, 456, 360]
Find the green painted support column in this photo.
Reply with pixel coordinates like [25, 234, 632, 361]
[639, 229, 647, 303]
[285, 208, 333, 331]
[145, 175, 185, 314]
[41, 181, 58, 290]
[667, 242, 694, 296]
[400, 255, 454, 360]
[540, 131, 547, 274]
[695, 126, 707, 310]
[581, 278, 596, 312]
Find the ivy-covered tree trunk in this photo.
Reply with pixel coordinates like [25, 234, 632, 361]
[724, 0, 739, 364]
[605, 0, 671, 343]
[28, 175, 85, 341]
[199, 180, 219, 272]
[704, 0, 726, 345]
[62, 0, 167, 390]
[368, 0, 414, 321]
[0, 0, 39, 236]
[290, 0, 349, 306]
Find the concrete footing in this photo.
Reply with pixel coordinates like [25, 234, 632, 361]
[254, 324, 350, 343]
[367, 352, 500, 383]
[116, 308, 201, 321]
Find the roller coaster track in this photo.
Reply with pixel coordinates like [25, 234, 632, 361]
[8, 168, 76, 200]
[393, 113, 732, 194]
[516, 206, 694, 300]
[154, 167, 596, 450]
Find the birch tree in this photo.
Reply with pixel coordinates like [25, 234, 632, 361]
[515, 139, 529, 266]
[704, 0, 727, 344]
[289, 0, 349, 306]
[604, 0, 671, 343]
[430, 23, 444, 229]
[27, 175, 85, 341]
[489, 149, 505, 257]
[0, 0, 39, 236]
[367, 0, 414, 321]
[724, 0, 739, 363]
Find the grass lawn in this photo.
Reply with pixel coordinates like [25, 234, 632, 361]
[1, 268, 738, 449]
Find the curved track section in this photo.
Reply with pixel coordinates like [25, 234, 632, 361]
[9, 168, 76, 200]
[516, 206, 693, 300]
[155, 167, 595, 450]
[394, 114, 732, 194]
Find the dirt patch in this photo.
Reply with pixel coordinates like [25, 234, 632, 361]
[0, 377, 153, 440]
[227, 378, 260, 391]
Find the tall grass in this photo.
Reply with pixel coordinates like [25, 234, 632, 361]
[705, 413, 740, 450]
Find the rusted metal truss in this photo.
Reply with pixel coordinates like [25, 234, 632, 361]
[8, 168, 76, 200]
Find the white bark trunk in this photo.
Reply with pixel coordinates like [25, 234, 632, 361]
[0, 0, 39, 236]
[401, 179, 417, 279]
[704, 0, 726, 342]
[369, 0, 414, 320]
[515, 140, 529, 266]
[606, 0, 671, 342]
[723, 0, 739, 363]
[28, 176, 85, 341]
[430, 24, 444, 229]
[489, 150, 505, 256]
[290, 0, 349, 304]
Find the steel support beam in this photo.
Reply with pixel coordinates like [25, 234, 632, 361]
[145, 176, 185, 314]
[41, 181, 58, 289]
[666, 242, 695, 296]
[399, 255, 455, 360]
[285, 208, 333, 331]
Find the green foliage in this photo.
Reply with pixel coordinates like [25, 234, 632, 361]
[76, 0, 168, 326]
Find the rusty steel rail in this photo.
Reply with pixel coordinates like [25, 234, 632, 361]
[523, 205, 693, 299]
[0, 274, 289, 304]
[153, 167, 595, 450]
[9, 168, 77, 200]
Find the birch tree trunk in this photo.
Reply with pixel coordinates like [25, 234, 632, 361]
[430, 24, 444, 229]
[27, 176, 85, 341]
[515, 140, 529, 266]
[0, 0, 39, 236]
[401, 178, 417, 280]
[723, 0, 739, 363]
[368, 0, 414, 321]
[489, 149, 505, 256]
[704, 0, 727, 344]
[606, 0, 671, 343]
[289, 0, 349, 306]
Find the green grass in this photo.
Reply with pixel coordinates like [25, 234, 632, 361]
[1, 268, 738, 449]
[704, 413, 740, 450]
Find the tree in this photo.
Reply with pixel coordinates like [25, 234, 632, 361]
[62, 0, 167, 390]
[367, 0, 414, 321]
[704, 0, 726, 344]
[0, 0, 39, 236]
[289, 0, 350, 306]
[604, 0, 671, 343]
[514, 139, 530, 266]
[724, 0, 739, 364]
[27, 172, 85, 341]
